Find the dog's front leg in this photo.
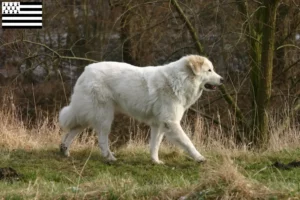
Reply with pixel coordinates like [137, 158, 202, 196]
[163, 122, 206, 162]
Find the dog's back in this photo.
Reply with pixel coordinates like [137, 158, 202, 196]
[59, 57, 200, 129]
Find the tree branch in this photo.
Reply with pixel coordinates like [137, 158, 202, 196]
[170, 0, 204, 54]
[0, 40, 99, 64]
[171, 0, 248, 132]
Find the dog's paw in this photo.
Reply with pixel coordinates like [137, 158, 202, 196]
[152, 159, 165, 165]
[195, 155, 206, 163]
[107, 156, 117, 162]
[60, 143, 70, 157]
[104, 152, 117, 162]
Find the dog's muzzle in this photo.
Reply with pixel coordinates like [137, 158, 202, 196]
[204, 77, 224, 90]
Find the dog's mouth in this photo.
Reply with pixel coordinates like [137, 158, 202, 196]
[204, 83, 217, 90]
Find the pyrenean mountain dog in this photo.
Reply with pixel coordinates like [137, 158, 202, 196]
[59, 55, 223, 164]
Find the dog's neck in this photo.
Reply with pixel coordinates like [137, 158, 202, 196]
[163, 60, 204, 109]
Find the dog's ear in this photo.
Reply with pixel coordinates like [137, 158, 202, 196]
[187, 56, 204, 75]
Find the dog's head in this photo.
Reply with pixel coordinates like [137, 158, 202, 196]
[186, 55, 223, 91]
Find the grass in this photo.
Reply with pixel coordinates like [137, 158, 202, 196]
[194, 149, 300, 199]
[1, 146, 300, 199]
[0, 109, 300, 199]
[0, 147, 201, 199]
[239, 150, 300, 195]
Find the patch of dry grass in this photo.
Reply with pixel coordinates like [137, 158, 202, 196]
[189, 152, 279, 199]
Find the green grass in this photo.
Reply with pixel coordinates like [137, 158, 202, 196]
[195, 149, 300, 199]
[236, 149, 300, 197]
[0, 147, 201, 199]
[0, 147, 300, 199]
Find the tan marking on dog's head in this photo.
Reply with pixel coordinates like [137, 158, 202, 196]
[186, 55, 205, 75]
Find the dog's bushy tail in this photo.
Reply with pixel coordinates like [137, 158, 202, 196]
[59, 106, 76, 130]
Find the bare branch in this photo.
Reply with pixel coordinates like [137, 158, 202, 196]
[0, 40, 99, 64]
[171, 0, 248, 133]
[170, 0, 204, 54]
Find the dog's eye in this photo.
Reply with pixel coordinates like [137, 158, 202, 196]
[208, 69, 212, 72]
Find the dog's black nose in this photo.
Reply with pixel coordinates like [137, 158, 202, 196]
[220, 77, 224, 84]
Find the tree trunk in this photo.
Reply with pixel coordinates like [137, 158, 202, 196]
[120, 6, 135, 65]
[236, 0, 280, 146]
[255, 0, 280, 146]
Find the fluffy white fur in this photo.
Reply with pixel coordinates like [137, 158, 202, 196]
[59, 55, 223, 164]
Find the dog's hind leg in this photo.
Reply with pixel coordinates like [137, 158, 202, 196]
[149, 125, 165, 164]
[163, 122, 206, 162]
[94, 107, 116, 161]
[60, 127, 83, 157]
[96, 121, 116, 161]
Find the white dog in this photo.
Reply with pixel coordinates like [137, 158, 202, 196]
[59, 55, 223, 164]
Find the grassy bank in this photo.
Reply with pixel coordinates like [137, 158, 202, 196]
[1, 146, 300, 199]
[0, 110, 300, 199]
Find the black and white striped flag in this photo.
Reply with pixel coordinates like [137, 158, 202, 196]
[2, 1, 43, 29]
